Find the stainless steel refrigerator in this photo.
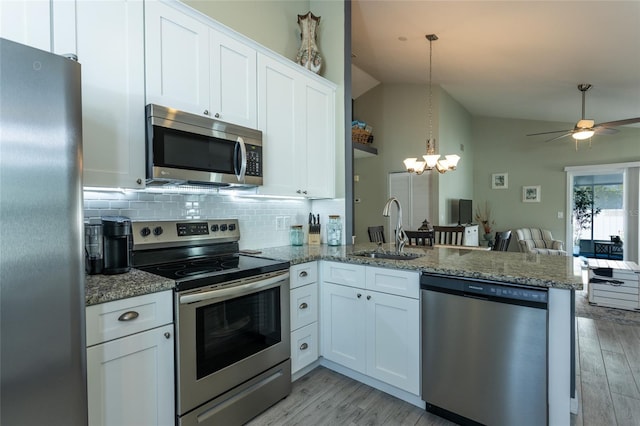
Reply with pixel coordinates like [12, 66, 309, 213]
[0, 38, 87, 425]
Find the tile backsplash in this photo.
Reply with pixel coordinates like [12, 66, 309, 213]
[84, 190, 345, 249]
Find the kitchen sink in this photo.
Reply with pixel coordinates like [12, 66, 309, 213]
[352, 251, 423, 261]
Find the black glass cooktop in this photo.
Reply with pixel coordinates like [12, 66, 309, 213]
[137, 254, 289, 292]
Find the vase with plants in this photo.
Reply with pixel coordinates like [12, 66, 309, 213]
[475, 202, 495, 243]
[573, 186, 601, 255]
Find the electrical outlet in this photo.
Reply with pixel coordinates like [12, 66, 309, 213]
[557, 211, 564, 219]
[283, 216, 290, 228]
[275, 216, 285, 230]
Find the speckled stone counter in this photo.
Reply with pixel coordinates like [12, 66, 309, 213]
[85, 269, 174, 306]
[86, 242, 582, 306]
[254, 242, 583, 290]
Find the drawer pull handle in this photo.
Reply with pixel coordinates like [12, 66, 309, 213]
[357, 293, 362, 298]
[164, 332, 171, 339]
[299, 271, 308, 277]
[300, 343, 308, 351]
[118, 311, 139, 321]
[367, 295, 372, 300]
[299, 302, 308, 309]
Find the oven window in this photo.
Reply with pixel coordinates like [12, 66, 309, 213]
[195, 287, 281, 379]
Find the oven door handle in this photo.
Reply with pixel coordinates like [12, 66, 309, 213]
[179, 272, 289, 305]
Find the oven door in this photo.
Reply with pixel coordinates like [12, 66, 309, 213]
[176, 270, 290, 417]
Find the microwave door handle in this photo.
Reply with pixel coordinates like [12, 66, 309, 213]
[234, 136, 247, 182]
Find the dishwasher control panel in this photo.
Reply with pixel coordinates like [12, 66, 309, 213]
[464, 282, 547, 303]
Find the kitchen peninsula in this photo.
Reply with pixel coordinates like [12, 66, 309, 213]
[85, 243, 581, 426]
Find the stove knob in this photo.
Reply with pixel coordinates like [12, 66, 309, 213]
[140, 227, 151, 237]
[220, 224, 228, 232]
[153, 226, 163, 236]
[210, 224, 219, 232]
[228, 223, 236, 231]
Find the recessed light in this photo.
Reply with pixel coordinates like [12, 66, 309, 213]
[398, 36, 407, 41]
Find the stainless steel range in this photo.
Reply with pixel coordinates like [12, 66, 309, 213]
[131, 219, 291, 426]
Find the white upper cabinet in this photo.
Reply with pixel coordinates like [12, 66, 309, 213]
[258, 54, 336, 198]
[0, 0, 51, 51]
[145, 0, 257, 128]
[73, 0, 146, 189]
[145, 0, 210, 116]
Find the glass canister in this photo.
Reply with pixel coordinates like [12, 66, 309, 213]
[327, 215, 342, 246]
[290, 225, 304, 246]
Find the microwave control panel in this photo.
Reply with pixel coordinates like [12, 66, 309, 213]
[245, 145, 262, 177]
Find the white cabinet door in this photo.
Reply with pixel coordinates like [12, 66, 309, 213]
[145, 0, 209, 116]
[321, 282, 366, 373]
[87, 324, 175, 426]
[303, 76, 335, 198]
[257, 54, 302, 196]
[76, 0, 145, 189]
[365, 291, 420, 394]
[0, 0, 50, 51]
[210, 29, 257, 128]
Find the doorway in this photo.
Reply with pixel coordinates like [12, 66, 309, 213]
[566, 163, 640, 263]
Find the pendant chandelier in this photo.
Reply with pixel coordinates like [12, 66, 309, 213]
[403, 34, 460, 175]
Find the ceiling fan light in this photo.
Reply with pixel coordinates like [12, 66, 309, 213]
[576, 119, 595, 129]
[572, 129, 594, 140]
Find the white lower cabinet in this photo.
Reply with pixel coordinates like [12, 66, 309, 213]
[321, 262, 420, 395]
[290, 262, 319, 374]
[86, 291, 174, 426]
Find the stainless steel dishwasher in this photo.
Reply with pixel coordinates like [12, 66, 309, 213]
[421, 273, 548, 426]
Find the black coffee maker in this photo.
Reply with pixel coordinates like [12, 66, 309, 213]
[102, 216, 132, 275]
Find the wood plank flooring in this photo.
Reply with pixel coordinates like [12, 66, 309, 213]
[248, 316, 640, 426]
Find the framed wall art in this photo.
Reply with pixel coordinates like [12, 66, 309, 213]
[491, 173, 508, 189]
[522, 185, 541, 203]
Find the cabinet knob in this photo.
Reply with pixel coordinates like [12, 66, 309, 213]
[299, 343, 308, 351]
[164, 332, 171, 339]
[299, 271, 308, 277]
[296, 190, 302, 194]
[214, 113, 220, 118]
[136, 178, 142, 185]
[357, 293, 362, 298]
[303, 190, 308, 195]
[117, 311, 139, 321]
[366, 295, 371, 300]
[203, 110, 209, 115]
[299, 302, 308, 310]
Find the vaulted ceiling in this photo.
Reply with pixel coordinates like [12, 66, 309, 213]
[351, 0, 640, 127]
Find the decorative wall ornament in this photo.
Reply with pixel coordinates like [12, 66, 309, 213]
[296, 11, 322, 74]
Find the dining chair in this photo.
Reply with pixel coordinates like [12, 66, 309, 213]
[433, 225, 465, 245]
[492, 230, 512, 251]
[405, 230, 434, 246]
[367, 226, 386, 243]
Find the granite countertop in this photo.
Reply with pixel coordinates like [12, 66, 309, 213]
[254, 242, 584, 291]
[85, 242, 583, 306]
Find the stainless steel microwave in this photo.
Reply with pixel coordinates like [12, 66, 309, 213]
[145, 104, 263, 188]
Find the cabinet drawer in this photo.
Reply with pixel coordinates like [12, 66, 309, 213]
[291, 322, 318, 374]
[589, 295, 639, 311]
[590, 281, 639, 295]
[290, 262, 318, 289]
[290, 283, 318, 331]
[365, 266, 419, 299]
[86, 291, 173, 347]
[322, 261, 365, 288]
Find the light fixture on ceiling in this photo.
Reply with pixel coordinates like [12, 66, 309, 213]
[404, 34, 460, 175]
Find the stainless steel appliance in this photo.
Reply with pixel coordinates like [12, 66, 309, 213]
[132, 219, 291, 426]
[102, 215, 132, 274]
[0, 38, 87, 424]
[146, 104, 263, 188]
[421, 273, 548, 426]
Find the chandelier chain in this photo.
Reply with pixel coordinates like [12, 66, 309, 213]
[428, 35, 433, 144]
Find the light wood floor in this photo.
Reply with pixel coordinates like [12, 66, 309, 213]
[248, 316, 640, 426]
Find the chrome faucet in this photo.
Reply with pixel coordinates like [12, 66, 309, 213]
[382, 197, 408, 253]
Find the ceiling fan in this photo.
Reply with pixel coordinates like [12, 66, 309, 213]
[527, 83, 640, 146]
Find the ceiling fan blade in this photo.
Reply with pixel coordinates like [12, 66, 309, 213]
[593, 126, 619, 135]
[545, 132, 573, 142]
[595, 117, 640, 128]
[527, 129, 573, 137]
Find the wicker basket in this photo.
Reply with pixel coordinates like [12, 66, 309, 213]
[352, 128, 372, 144]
